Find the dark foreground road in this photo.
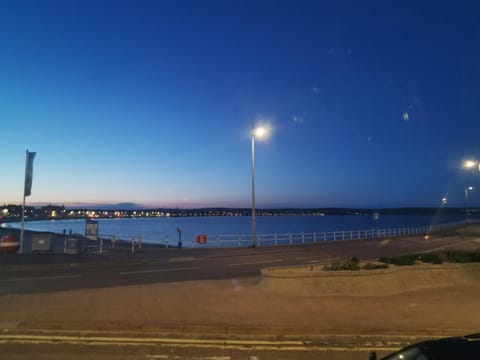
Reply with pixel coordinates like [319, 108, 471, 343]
[0, 330, 434, 360]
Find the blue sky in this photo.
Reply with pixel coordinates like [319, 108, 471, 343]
[1, 0, 480, 208]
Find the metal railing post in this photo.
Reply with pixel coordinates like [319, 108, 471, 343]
[289, 233, 292, 245]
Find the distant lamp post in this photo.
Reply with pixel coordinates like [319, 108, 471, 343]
[441, 197, 448, 205]
[177, 227, 182, 248]
[465, 186, 474, 221]
[251, 123, 271, 248]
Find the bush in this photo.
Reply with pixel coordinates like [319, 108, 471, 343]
[446, 251, 473, 263]
[344, 260, 361, 271]
[379, 257, 390, 264]
[363, 262, 389, 270]
[323, 259, 360, 271]
[378, 250, 480, 267]
[417, 252, 444, 264]
[388, 255, 416, 266]
[470, 252, 480, 262]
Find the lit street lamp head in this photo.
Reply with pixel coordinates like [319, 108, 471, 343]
[254, 126, 266, 138]
[253, 126, 269, 139]
[463, 159, 478, 169]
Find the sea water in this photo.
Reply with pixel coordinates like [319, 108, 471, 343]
[4, 213, 467, 247]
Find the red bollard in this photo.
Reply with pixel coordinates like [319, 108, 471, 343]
[1, 234, 20, 254]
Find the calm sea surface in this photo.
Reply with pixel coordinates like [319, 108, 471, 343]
[3, 213, 467, 247]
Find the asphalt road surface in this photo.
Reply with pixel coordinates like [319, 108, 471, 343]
[0, 330, 428, 360]
[1, 226, 478, 359]
[0, 225, 476, 295]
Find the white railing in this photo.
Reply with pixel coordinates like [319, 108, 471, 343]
[190, 219, 475, 248]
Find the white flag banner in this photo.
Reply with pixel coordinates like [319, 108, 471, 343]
[24, 151, 36, 197]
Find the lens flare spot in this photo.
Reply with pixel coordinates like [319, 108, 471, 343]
[378, 239, 390, 247]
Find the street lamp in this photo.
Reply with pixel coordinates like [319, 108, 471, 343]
[463, 159, 480, 172]
[465, 186, 474, 221]
[251, 123, 270, 248]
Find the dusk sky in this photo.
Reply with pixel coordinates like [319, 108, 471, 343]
[1, 0, 480, 209]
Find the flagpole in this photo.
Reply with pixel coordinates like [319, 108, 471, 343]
[20, 150, 28, 254]
[20, 149, 36, 254]
[20, 191, 26, 254]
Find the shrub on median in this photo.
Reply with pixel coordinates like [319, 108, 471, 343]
[417, 252, 444, 264]
[380, 250, 480, 266]
[323, 258, 361, 271]
[363, 262, 389, 270]
[385, 254, 417, 266]
[446, 250, 480, 263]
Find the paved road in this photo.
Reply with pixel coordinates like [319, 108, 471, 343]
[0, 330, 430, 360]
[1, 225, 477, 295]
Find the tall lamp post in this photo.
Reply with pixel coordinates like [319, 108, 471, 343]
[251, 124, 269, 248]
[462, 159, 479, 222]
[465, 186, 474, 221]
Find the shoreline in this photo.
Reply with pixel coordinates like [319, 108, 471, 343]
[2, 216, 479, 253]
[0, 226, 169, 254]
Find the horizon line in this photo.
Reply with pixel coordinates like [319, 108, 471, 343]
[2, 202, 475, 211]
